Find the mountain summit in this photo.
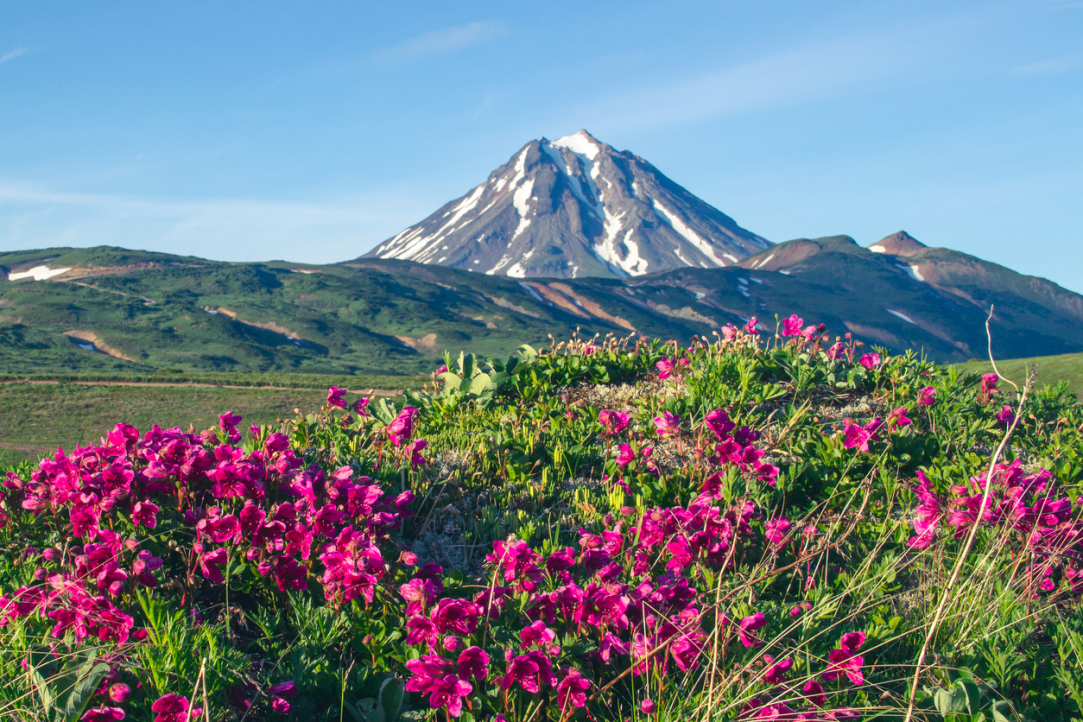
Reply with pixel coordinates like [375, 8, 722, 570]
[364, 130, 769, 278]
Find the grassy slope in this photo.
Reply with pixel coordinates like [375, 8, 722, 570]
[954, 351, 1083, 397]
[4, 244, 1083, 376]
[0, 381, 392, 466]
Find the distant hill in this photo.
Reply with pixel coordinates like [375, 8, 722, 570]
[363, 130, 768, 279]
[3, 233, 1082, 374]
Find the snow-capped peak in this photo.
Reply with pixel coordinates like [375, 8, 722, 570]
[551, 129, 602, 161]
[363, 131, 769, 278]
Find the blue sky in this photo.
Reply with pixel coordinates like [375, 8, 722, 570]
[1, 1, 1081, 291]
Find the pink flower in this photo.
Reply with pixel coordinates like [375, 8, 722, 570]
[410, 438, 428, 468]
[107, 684, 131, 704]
[859, 353, 881, 370]
[764, 516, 790, 546]
[764, 656, 793, 684]
[907, 470, 946, 550]
[431, 598, 482, 636]
[732, 612, 766, 648]
[197, 547, 227, 584]
[826, 342, 846, 360]
[327, 386, 348, 408]
[352, 397, 370, 415]
[781, 315, 804, 337]
[616, 444, 635, 467]
[520, 620, 557, 650]
[656, 356, 688, 380]
[406, 615, 439, 646]
[82, 710, 125, 722]
[888, 407, 912, 428]
[268, 680, 299, 713]
[745, 317, 759, 335]
[652, 411, 681, 438]
[443, 635, 463, 653]
[557, 668, 590, 709]
[599, 409, 631, 436]
[151, 695, 196, 722]
[704, 409, 735, 441]
[981, 373, 998, 394]
[387, 407, 419, 446]
[803, 679, 826, 706]
[822, 632, 866, 686]
[918, 386, 936, 406]
[424, 675, 473, 718]
[131, 501, 159, 529]
[501, 654, 542, 693]
[457, 646, 490, 681]
[841, 418, 881, 453]
[641, 699, 656, 714]
[995, 405, 1015, 428]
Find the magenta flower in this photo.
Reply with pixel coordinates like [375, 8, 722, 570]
[641, 699, 656, 714]
[656, 356, 689, 380]
[268, 680, 299, 714]
[841, 418, 881, 453]
[424, 675, 473, 718]
[859, 353, 881, 370]
[907, 471, 946, 550]
[995, 405, 1015, 427]
[443, 635, 463, 653]
[704, 408, 736, 441]
[803, 679, 826, 706]
[457, 646, 490, 681]
[131, 501, 159, 529]
[406, 615, 439, 646]
[781, 314, 804, 337]
[826, 342, 846, 360]
[615, 444, 635, 467]
[764, 656, 794, 684]
[107, 684, 131, 704]
[150, 695, 196, 722]
[888, 407, 912, 428]
[981, 373, 999, 394]
[81, 709, 125, 722]
[745, 317, 759, 335]
[918, 386, 936, 406]
[732, 612, 766, 648]
[501, 654, 542, 693]
[387, 407, 419, 447]
[352, 396, 370, 415]
[410, 438, 428, 468]
[599, 409, 631, 436]
[327, 386, 348, 409]
[822, 632, 866, 686]
[197, 547, 228, 584]
[557, 667, 590, 709]
[653, 411, 681, 438]
[519, 620, 557, 650]
[431, 598, 482, 636]
[764, 516, 791, 546]
[406, 654, 454, 693]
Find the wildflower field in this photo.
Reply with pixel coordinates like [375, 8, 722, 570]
[2, 315, 1082, 722]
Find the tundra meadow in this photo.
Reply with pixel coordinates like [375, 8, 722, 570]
[1, 315, 1081, 722]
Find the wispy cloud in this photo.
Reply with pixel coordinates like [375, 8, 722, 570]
[377, 20, 506, 63]
[0, 48, 27, 65]
[575, 37, 908, 133]
[1010, 56, 1080, 77]
[0, 181, 434, 263]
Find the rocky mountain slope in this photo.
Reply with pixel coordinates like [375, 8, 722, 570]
[2, 234, 1082, 374]
[364, 130, 768, 279]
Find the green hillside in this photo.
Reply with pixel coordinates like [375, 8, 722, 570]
[3, 242, 1083, 378]
[955, 351, 1083, 398]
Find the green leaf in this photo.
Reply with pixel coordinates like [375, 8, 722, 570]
[468, 372, 492, 396]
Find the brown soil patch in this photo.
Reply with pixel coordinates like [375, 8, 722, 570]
[63, 330, 142, 363]
[549, 284, 636, 331]
[396, 333, 442, 354]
